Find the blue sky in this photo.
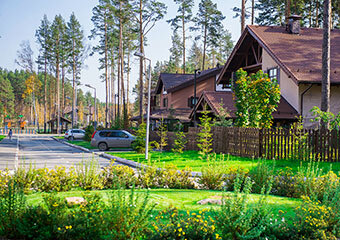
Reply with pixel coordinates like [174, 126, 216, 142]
[0, 0, 243, 102]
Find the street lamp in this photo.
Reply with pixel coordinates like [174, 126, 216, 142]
[193, 69, 201, 125]
[134, 52, 152, 160]
[85, 84, 97, 130]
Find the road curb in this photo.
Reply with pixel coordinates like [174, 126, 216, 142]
[51, 137, 202, 176]
[51, 137, 141, 168]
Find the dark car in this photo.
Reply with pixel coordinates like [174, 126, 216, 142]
[90, 130, 136, 151]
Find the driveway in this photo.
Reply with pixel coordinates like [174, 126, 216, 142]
[0, 135, 117, 169]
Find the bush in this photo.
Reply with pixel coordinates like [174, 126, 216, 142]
[172, 131, 187, 154]
[132, 122, 147, 153]
[213, 175, 274, 240]
[199, 157, 227, 190]
[0, 180, 26, 239]
[105, 188, 156, 239]
[159, 165, 195, 189]
[84, 125, 95, 142]
[272, 167, 297, 198]
[223, 166, 248, 191]
[197, 109, 214, 161]
[102, 163, 136, 189]
[150, 207, 220, 240]
[249, 159, 274, 194]
[76, 158, 103, 190]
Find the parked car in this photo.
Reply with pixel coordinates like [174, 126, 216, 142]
[64, 129, 85, 140]
[91, 130, 136, 151]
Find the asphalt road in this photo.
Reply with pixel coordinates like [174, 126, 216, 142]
[0, 135, 114, 169]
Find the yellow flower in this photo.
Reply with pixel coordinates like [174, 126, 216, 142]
[178, 228, 182, 232]
[58, 227, 61, 231]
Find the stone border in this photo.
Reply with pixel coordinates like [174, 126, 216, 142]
[51, 137, 202, 177]
[52, 137, 144, 169]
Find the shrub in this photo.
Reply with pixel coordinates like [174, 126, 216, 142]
[102, 163, 136, 189]
[150, 207, 220, 240]
[249, 159, 274, 194]
[160, 165, 195, 189]
[293, 196, 338, 240]
[272, 167, 297, 198]
[199, 156, 227, 190]
[213, 175, 274, 240]
[76, 158, 103, 190]
[0, 180, 26, 239]
[13, 162, 36, 193]
[172, 131, 187, 154]
[105, 188, 155, 239]
[223, 166, 248, 191]
[132, 122, 147, 153]
[137, 165, 161, 188]
[197, 109, 213, 161]
[84, 125, 95, 142]
[154, 118, 168, 151]
[33, 166, 76, 192]
[0, 169, 11, 195]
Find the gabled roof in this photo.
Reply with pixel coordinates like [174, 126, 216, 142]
[168, 67, 222, 92]
[155, 66, 222, 94]
[217, 25, 340, 84]
[131, 108, 192, 122]
[155, 73, 194, 94]
[190, 91, 298, 120]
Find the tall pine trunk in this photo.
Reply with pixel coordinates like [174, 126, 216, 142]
[202, 24, 207, 70]
[321, 0, 331, 129]
[44, 56, 47, 133]
[104, 13, 109, 128]
[182, 5, 186, 74]
[56, 39, 60, 134]
[241, 0, 246, 32]
[72, 38, 76, 129]
[139, 0, 144, 119]
[251, 0, 255, 24]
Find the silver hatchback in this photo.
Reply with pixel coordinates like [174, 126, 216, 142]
[90, 130, 136, 151]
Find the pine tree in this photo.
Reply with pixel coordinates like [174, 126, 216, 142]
[90, 0, 115, 127]
[50, 15, 66, 134]
[36, 15, 51, 132]
[169, 29, 183, 72]
[167, 0, 194, 73]
[131, 0, 167, 118]
[191, 0, 225, 70]
[67, 12, 86, 129]
[0, 75, 15, 119]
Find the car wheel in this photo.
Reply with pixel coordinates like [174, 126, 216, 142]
[98, 142, 108, 151]
[69, 136, 74, 141]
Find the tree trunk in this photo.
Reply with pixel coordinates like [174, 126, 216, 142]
[321, 0, 331, 129]
[127, 47, 130, 116]
[61, 62, 65, 116]
[139, 0, 144, 119]
[56, 40, 60, 134]
[241, 0, 246, 32]
[316, 0, 320, 27]
[110, 52, 115, 124]
[202, 24, 207, 70]
[72, 38, 76, 130]
[182, 4, 186, 74]
[251, 0, 255, 25]
[286, 0, 291, 24]
[104, 13, 109, 128]
[44, 56, 47, 133]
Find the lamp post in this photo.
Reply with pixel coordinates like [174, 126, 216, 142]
[193, 69, 201, 126]
[134, 52, 152, 160]
[85, 84, 97, 130]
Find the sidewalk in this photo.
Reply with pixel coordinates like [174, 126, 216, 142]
[0, 136, 18, 169]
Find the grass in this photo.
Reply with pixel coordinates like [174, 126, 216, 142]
[26, 188, 300, 219]
[0, 135, 5, 142]
[108, 150, 340, 173]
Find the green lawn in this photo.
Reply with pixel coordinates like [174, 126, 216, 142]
[68, 140, 97, 149]
[108, 150, 340, 173]
[0, 135, 5, 142]
[26, 189, 300, 219]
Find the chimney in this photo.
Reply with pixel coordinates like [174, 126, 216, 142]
[287, 15, 302, 34]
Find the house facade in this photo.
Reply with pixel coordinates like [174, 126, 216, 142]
[217, 19, 340, 128]
[151, 66, 223, 123]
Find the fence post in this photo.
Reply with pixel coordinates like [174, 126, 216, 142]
[259, 128, 263, 158]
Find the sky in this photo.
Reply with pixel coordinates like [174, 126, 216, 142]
[0, 0, 243, 102]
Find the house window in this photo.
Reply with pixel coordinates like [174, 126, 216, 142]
[268, 67, 280, 83]
[188, 96, 198, 108]
[163, 98, 168, 108]
[163, 87, 167, 95]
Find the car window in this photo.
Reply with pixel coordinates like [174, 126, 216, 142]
[99, 131, 108, 137]
[73, 130, 79, 133]
[117, 131, 128, 138]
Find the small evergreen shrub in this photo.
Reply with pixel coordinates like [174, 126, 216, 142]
[172, 131, 187, 154]
[197, 109, 214, 161]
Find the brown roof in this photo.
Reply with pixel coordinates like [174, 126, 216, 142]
[247, 25, 340, 84]
[156, 73, 194, 94]
[190, 91, 298, 120]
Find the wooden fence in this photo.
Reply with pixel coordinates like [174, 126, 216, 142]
[150, 127, 340, 162]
